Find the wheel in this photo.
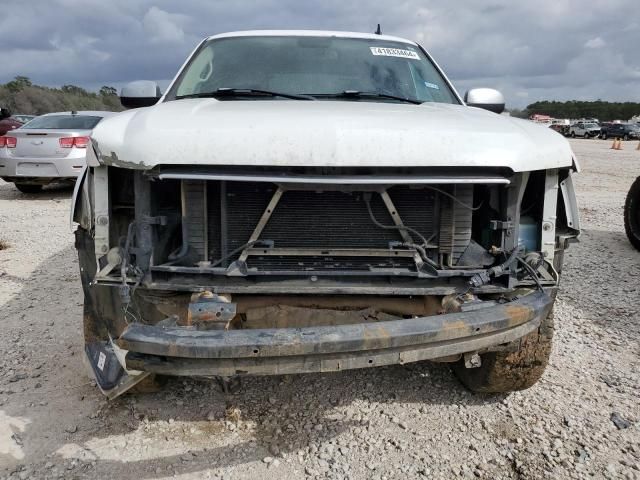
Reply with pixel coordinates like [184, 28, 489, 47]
[452, 309, 554, 393]
[624, 176, 640, 251]
[570, 132, 576, 138]
[602, 133, 608, 140]
[623, 134, 630, 141]
[14, 183, 43, 194]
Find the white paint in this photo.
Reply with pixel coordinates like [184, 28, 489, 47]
[0, 411, 30, 460]
[92, 100, 575, 173]
[205, 29, 418, 45]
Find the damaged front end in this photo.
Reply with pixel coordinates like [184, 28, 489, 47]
[73, 160, 579, 397]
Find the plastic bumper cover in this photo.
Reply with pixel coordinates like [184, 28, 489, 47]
[0, 154, 85, 178]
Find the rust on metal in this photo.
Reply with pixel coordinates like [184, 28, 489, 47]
[503, 304, 533, 325]
[186, 291, 236, 330]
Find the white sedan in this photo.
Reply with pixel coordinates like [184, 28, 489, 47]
[0, 110, 115, 193]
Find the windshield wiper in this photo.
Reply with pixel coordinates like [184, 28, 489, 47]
[176, 88, 315, 101]
[307, 90, 422, 105]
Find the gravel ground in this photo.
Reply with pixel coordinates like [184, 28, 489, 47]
[0, 138, 639, 480]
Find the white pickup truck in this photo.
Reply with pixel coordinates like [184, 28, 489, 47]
[72, 30, 580, 398]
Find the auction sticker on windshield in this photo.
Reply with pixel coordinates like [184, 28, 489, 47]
[370, 47, 419, 59]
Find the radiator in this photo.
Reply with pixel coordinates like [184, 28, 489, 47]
[181, 181, 472, 272]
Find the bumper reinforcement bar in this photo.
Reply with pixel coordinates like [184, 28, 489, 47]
[118, 290, 553, 376]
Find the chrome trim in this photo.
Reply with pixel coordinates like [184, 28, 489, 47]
[157, 172, 510, 185]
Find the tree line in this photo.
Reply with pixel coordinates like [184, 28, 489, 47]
[0, 76, 124, 115]
[516, 100, 640, 121]
[2, 76, 639, 122]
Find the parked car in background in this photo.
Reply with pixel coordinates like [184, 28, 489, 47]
[549, 119, 570, 136]
[12, 114, 36, 124]
[0, 108, 22, 135]
[73, 30, 580, 398]
[0, 110, 115, 193]
[569, 122, 600, 138]
[600, 123, 640, 141]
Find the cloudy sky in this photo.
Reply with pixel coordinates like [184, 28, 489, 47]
[1, 0, 639, 108]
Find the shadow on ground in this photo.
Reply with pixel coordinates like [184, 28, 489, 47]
[0, 180, 74, 201]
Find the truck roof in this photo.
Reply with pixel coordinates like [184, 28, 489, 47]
[206, 30, 417, 46]
[39, 111, 117, 117]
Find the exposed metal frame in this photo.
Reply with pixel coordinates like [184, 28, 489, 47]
[134, 171, 153, 270]
[119, 291, 552, 359]
[379, 190, 413, 245]
[243, 247, 417, 258]
[203, 180, 209, 263]
[93, 166, 110, 260]
[503, 172, 530, 288]
[378, 189, 430, 271]
[541, 169, 558, 260]
[150, 264, 488, 278]
[217, 186, 433, 275]
[219, 181, 228, 266]
[95, 269, 557, 295]
[503, 172, 530, 252]
[236, 187, 284, 263]
[560, 171, 581, 232]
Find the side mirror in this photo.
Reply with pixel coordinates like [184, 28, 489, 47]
[120, 81, 162, 109]
[464, 88, 505, 114]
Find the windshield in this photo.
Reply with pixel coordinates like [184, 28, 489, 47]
[168, 36, 459, 104]
[21, 115, 103, 130]
[584, 123, 598, 128]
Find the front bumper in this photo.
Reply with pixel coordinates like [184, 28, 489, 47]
[117, 290, 554, 377]
[0, 152, 86, 180]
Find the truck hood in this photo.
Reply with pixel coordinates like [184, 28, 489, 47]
[92, 100, 575, 172]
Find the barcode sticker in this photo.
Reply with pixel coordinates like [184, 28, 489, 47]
[370, 47, 420, 59]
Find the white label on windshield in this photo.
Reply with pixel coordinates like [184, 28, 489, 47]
[370, 47, 420, 59]
[424, 81, 440, 90]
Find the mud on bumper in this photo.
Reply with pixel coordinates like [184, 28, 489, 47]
[110, 290, 553, 378]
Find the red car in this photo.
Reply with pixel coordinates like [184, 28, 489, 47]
[0, 108, 23, 136]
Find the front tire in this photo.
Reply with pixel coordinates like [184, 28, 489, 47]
[570, 132, 576, 138]
[14, 183, 43, 194]
[452, 309, 554, 393]
[624, 134, 630, 141]
[624, 176, 640, 251]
